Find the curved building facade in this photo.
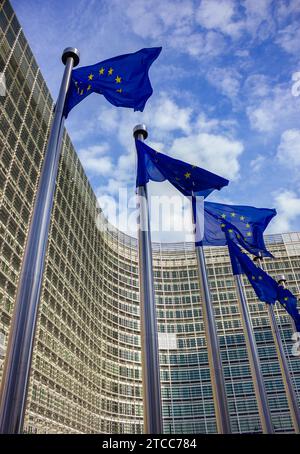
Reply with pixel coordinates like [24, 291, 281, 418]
[1, 0, 300, 434]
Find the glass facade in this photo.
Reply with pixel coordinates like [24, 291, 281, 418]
[0, 0, 300, 434]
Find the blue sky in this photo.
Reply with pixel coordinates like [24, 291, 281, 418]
[11, 0, 300, 240]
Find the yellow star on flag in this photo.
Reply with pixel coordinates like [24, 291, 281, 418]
[221, 214, 226, 218]
[246, 232, 252, 237]
[240, 216, 245, 221]
[87, 84, 92, 91]
[184, 172, 191, 179]
[115, 75, 122, 83]
[116, 88, 122, 93]
[99, 67, 105, 75]
[246, 223, 250, 228]
[88, 73, 94, 80]
[230, 212, 236, 217]
[284, 297, 288, 301]
[108, 68, 114, 75]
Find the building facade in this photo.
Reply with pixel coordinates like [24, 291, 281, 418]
[0, 0, 300, 434]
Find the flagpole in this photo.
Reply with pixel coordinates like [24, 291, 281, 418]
[133, 124, 163, 434]
[234, 273, 274, 433]
[192, 201, 231, 434]
[0, 47, 80, 434]
[254, 259, 300, 433]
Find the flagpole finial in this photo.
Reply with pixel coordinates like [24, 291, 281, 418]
[62, 47, 80, 67]
[278, 274, 287, 287]
[133, 124, 148, 140]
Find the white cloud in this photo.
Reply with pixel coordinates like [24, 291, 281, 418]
[67, 116, 98, 143]
[96, 92, 193, 145]
[270, 190, 300, 233]
[247, 106, 274, 133]
[120, 0, 226, 58]
[244, 74, 272, 98]
[170, 132, 243, 180]
[196, 0, 274, 41]
[247, 85, 300, 134]
[97, 106, 119, 133]
[124, 0, 194, 39]
[196, 0, 240, 37]
[195, 113, 238, 135]
[147, 95, 192, 134]
[272, 1, 300, 54]
[235, 49, 250, 57]
[206, 67, 241, 99]
[276, 0, 300, 23]
[96, 178, 123, 196]
[250, 154, 266, 172]
[276, 22, 300, 55]
[78, 144, 113, 175]
[277, 129, 300, 168]
[170, 30, 226, 58]
[243, 0, 274, 40]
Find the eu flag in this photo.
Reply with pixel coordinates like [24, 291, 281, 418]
[202, 201, 276, 257]
[228, 239, 300, 331]
[136, 139, 229, 198]
[228, 239, 278, 301]
[64, 47, 162, 116]
[277, 287, 300, 332]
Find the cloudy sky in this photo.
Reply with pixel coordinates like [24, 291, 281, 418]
[11, 0, 300, 240]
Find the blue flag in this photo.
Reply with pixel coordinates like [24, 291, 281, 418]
[228, 239, 300, 331]
[228, 239, 278, 301]
[65, 47, 162, 116]
[277, 287, 300, 332]
[136, 139, 229, 198]
[201, 201, 276, 257]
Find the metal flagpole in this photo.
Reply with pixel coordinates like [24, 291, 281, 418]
[277, 275, 297, 332]
[234, 273, 274, 433]
[133, 124, 163, 434]
[254, 258, 300, 433]
[192, 199, 231, 434]
[0, 47, 80, 434]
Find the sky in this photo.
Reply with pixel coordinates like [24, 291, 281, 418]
[11, 0, 300, 241]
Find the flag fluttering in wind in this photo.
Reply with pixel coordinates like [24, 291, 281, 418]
[228, 239, 300, 331]
[65, 47, 162, 116]
[135, 139, 229, 198]
[277, 286, 300, 332]
[201, 201, 276, 257]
